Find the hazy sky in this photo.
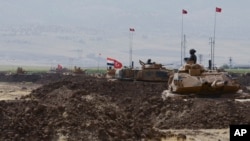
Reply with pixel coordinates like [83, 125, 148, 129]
[0, 0, 250, 68]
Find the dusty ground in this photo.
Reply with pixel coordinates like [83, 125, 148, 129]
[0, 82, 41, 100]
[0, 73, 250, 141]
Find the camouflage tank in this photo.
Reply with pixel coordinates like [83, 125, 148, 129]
[135, 59, 173, 82]
[114, 59, 173, 82]
[73, 66, 85, 75]
[16, 67, 26, 74]
[115, 67, 137, 81]
[106, 68, 116, 79]
[167, 62, 241, 95]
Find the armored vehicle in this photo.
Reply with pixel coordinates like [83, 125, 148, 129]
[73, 66, 85, 75]
[167, 62, 240, 95]
[115, 67, 137, 81]
[106, 68, 116, 79]
[134, 59, 173, 82]
[114, 59, 173, 82]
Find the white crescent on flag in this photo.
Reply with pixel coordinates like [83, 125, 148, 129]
[114, 60, 122, 69]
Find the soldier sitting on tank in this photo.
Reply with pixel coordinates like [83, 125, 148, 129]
[147, 59, 152, 64]
[180, 49, 197, 72]
[144, 59, 157, 69]
[182, 49, 205, 74]
[184, 49, 197, 64]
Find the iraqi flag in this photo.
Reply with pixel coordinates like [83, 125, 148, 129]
[107, 57, 115, 66]
[107, 57, 123, 69]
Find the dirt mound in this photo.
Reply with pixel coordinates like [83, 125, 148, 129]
[0, 73, 41, 82]
[0, 73, 88, 84]
[155, 98, 250, 129]
[0, 76, 250, 140]
[1, 78, 166, 141]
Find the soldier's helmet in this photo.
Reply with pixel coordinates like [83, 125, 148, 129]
[190, 49, 196, 54]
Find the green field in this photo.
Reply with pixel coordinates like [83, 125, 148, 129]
[0, 65, 50, 73]
[225, 69, 250, 74]
[1, 65, 249, 75]
[0, 65, 107, 74]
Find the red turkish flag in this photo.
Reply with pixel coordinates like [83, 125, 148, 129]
[182, 9, 187, 14]
[57, 64, 63, 70]
[114, 60, 123, 69]
[216, 7, 222, 13]
[129, 28, 135, 32]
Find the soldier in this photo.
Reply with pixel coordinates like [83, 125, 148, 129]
[189, 49, 197, 64]
[147, 59, 152, 64]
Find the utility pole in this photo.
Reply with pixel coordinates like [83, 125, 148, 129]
[129, 28, 135, 68]
[229, 57, 232, 69]
[199, 54, 203, 65]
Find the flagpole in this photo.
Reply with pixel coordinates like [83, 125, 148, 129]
[181, 13, 184, 66]
[181, 9, 187, 66]
[213, 10, 217, 70]
[209, 37, 213, 69]
[212, 7, 221, 69]
[129, 31, 132, 68]
[183, 34, 186, 58]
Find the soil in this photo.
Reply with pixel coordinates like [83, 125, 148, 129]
[0, 73, 250, 141]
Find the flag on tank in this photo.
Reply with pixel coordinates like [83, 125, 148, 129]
[107, 57, 123, 69]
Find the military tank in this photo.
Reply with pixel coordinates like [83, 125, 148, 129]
[73, 66, 86, 75]
[115, 67, 137, 81]
[114, 59, 173, 82]
[167, 61, 241, 95]
[134, 59, 173, 82]
[106, 68, 116, 79]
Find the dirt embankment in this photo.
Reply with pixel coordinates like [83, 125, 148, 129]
[0, 74, 250, 141]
